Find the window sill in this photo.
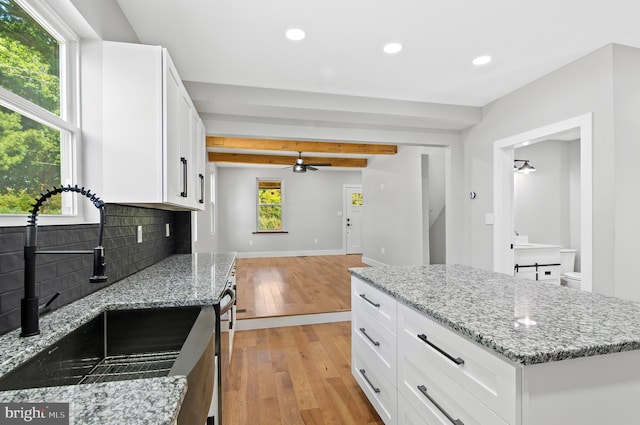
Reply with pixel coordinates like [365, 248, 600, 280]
[0, 214, 92, 228]
[252, 231, 289, 234]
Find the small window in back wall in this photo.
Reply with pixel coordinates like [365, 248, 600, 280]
[256, 179, 282, 231]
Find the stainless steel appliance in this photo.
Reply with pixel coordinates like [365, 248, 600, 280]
[208, 265, 236, 424]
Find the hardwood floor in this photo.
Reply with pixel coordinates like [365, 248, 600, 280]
[222, 321, 384, 425]
[235, 255, 367, 319]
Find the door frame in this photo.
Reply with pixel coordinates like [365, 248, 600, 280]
[492, 113, 593, 291]
[343, 184, 363, 254]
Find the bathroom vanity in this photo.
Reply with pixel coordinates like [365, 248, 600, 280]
[350, 264, 640, 425]
[513, 243, 561, 284]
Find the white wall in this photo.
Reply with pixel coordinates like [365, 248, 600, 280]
[216, 167, 361, 255]
[425, 148, 447, 264]
[568, 140, 581, 268]
[611, 45, 640, 301]
[514, 139, 580, 251]
[362, 146, 425, 266]
[69, 0, 139, 42]
[463, 44, 626, 297]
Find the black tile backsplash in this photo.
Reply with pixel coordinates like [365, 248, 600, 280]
[0, 204, 191, 336]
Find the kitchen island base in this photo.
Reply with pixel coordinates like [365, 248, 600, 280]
[351, 273, 640, 425]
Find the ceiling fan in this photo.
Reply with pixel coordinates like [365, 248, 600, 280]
[291, 152, 331, 173]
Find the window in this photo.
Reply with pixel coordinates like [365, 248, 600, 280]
[0, 0, 78, 218]
[257, 179, 282, 231]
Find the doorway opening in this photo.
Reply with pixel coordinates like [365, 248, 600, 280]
[422, 149, 448, 264]
[344, 184, 363, 254]
[493, 114, 593, 291]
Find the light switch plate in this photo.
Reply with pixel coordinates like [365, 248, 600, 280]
[165, 223, 170, 237]
[137, 225, 143, 243]
[485, 213, 494, 225]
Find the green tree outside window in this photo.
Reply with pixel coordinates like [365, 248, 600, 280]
[0, 0, 63, 214]
[257, 179, 282, 230]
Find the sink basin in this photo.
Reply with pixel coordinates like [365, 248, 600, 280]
[0, 306, 215, 424]
[0, 306, 212, 390]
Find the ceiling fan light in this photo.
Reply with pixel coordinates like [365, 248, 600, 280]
[293, 164, 306, 173]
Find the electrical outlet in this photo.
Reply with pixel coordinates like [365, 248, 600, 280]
[314, 238, 318, 244]
[136, 226, 143, 243]
[249, 239, 253, 246]
[165, 223, 170, 237]
[381, 247, 385, 254]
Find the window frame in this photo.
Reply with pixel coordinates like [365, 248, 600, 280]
[0, 0, 82, 226]
[256, 178, 284, 232]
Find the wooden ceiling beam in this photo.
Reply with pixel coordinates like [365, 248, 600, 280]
[208, 152, 368, 168]
[207, 137, 397, 155]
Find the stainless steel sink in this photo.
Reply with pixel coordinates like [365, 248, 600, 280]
[0, 306, 216, 424]
[0, 306, 212, 390]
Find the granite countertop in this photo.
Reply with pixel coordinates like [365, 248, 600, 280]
[0, 251, 236, 424]
[513, 243, 561, 250]
[349, 264, 640, 365]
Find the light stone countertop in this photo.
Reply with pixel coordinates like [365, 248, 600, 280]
[0, 252, 236, 424]
[349, 264, 640, 365]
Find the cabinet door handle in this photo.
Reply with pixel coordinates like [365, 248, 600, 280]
[359, 293, 380, 308]
[358, 369, 380, 394]
[359, 327, 380, 347]
[417, 385, 464, 425]
[199, 173, 204, 204]
[180, 157, 188, 197]
[417, 334, 464, 365]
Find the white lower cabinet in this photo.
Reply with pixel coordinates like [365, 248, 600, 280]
[397, 303, 518, 424]
[398, 394, 425, 425]
[353, 276, 640, 425]
[398, 337, 509, 425]
[352, 276, 397, 424]
[352, 276, 517, 425]
[353, 344, 397, 424]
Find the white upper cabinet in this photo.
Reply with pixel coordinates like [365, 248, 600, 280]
[101, 41, 205, 210]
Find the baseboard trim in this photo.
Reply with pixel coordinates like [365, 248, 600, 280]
[362, 256, 388, 267]
[235, 311, 352, 331]
[236, 249, 346, 258]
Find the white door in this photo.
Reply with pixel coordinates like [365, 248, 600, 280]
[345, 185, 363, 254]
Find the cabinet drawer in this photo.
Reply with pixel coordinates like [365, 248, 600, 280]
[353, 347, 396, 425]
[352, 276, 396, 332]
[398, 393, 426, 425]
[352, 311, 396, 383]
[515, 266, 559, 282]
[398, 303, 518, 425]
[399, 345, 510, 425]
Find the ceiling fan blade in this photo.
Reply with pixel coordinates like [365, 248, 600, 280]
[307, 165, 318, 171]
[306, 163, 332, 167]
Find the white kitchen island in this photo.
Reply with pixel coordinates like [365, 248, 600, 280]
[349, 264, 640, 425]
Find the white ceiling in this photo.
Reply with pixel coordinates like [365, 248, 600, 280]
[115, 0, 640, 109]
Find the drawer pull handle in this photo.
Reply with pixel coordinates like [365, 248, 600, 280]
[417, 334, 465, 366]
[359, 293, 380, 308]
[417, 385, 464, 425]
[359, 369, 380, 394]
[359, 327, 380, 347]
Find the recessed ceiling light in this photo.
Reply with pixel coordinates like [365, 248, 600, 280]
[472, 55, 492, 66]
[285, 28, 306, 41]
[383, 42, 403, 54]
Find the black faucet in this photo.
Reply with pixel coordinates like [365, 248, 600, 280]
[21, 185, 107, 337]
